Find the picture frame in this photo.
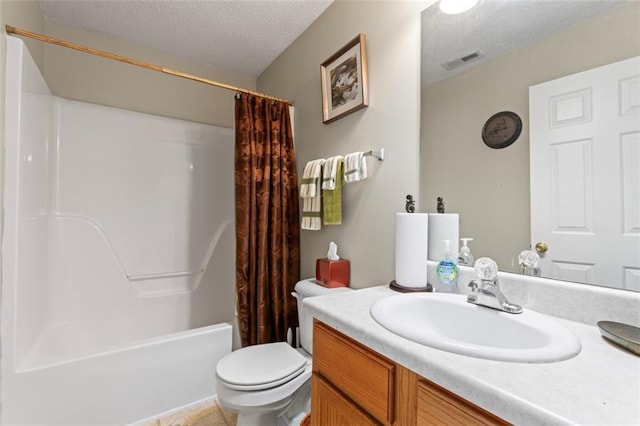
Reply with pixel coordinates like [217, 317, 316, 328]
[320, 33, 369, 124]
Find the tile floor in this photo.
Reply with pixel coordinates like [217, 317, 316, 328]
[142, 399, 237, 426]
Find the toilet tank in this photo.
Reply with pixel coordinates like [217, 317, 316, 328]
[293, 279, 352, 354]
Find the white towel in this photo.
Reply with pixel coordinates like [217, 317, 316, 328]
[322, 155, 343, 190]
[300, 159, 325, 230]
[343, 152, 368, 183]
[300, 159, 323, 198]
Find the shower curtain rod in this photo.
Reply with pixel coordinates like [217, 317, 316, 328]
[5, 25, 292, 105]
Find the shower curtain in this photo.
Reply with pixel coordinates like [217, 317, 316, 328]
[234, 93, 300, 347]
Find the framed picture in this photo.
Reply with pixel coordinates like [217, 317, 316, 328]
[320, 33, 369, 124]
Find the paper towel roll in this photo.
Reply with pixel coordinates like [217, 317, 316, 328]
[428, 213, 459, 261]
[395, 213, 428, 288]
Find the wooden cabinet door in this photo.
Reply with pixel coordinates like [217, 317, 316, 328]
[313, 320, 396, 424]
[311, 373, 380, 426]
[416, 379, 510, 426]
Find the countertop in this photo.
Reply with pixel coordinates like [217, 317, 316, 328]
[304, 285, 640, 425]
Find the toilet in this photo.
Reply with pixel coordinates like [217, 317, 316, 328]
[215, 279, 352, 426]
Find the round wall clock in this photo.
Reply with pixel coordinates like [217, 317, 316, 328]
[481, 111, 522, 149]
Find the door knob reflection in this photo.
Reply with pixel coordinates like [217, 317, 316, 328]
[535, 242, 548, 254]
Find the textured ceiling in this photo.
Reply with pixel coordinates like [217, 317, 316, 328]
[39, 0, 334, 77]
[421, 0, 627, 87]
[37, 0, 629, 84]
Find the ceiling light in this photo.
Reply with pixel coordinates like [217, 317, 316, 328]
[439, 0, 480, 15]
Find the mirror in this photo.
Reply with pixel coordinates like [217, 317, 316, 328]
[419, 1, 640, 291]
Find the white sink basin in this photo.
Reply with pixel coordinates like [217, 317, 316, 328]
[370, 293, 581, 363]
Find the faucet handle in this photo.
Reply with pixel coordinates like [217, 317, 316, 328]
[474, 257, 499, 281]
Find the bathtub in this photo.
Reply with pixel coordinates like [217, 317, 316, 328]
[3, 324, 232, 425]
[2, 37, 235, 424]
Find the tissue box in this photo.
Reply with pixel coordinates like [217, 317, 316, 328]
[315, 258, 350, 288]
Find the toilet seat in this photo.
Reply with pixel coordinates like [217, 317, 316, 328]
[216, 342, 308, 391]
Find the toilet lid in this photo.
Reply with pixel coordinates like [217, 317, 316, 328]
[216, 342, 308, 391]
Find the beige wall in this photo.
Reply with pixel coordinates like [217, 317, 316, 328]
[259, 0, 427, 288]
[2, 1, 44, 68]
[43, 20, 256, 127]
[420, 2, 640, 272]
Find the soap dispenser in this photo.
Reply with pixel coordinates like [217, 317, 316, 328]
[457, 238, 474, 266]
[436, 240, 459, 293]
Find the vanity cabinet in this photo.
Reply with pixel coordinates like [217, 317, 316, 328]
[311, 320, 509, 426]
[415, 378, 509, 425]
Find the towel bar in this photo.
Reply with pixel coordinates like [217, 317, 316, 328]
[363, 148, 385, 161]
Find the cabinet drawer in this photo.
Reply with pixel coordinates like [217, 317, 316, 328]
[417, 379, 510, 426]
[311, 373, 380, 425]
[313, 320, 396, 424]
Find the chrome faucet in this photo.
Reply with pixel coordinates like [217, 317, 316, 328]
[467, 258, 523, 314]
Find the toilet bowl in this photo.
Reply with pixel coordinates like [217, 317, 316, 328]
[215, 279, 351, 426]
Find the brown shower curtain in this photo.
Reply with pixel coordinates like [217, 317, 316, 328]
[234, 93, 300, 347]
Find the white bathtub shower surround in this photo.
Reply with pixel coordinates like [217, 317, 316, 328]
[2, 36, 235, 424]
[6, 324, 232, 425]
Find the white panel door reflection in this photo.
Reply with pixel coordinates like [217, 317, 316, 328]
[530, 56, 640, 290]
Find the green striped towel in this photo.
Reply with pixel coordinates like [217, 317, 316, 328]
[323, 158, 343, 225]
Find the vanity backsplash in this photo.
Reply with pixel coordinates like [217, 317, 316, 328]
[427, 261, 640, 327]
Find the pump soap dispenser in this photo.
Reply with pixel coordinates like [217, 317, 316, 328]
[457, 238, 474, 266]
[436, 240, 459, 293]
